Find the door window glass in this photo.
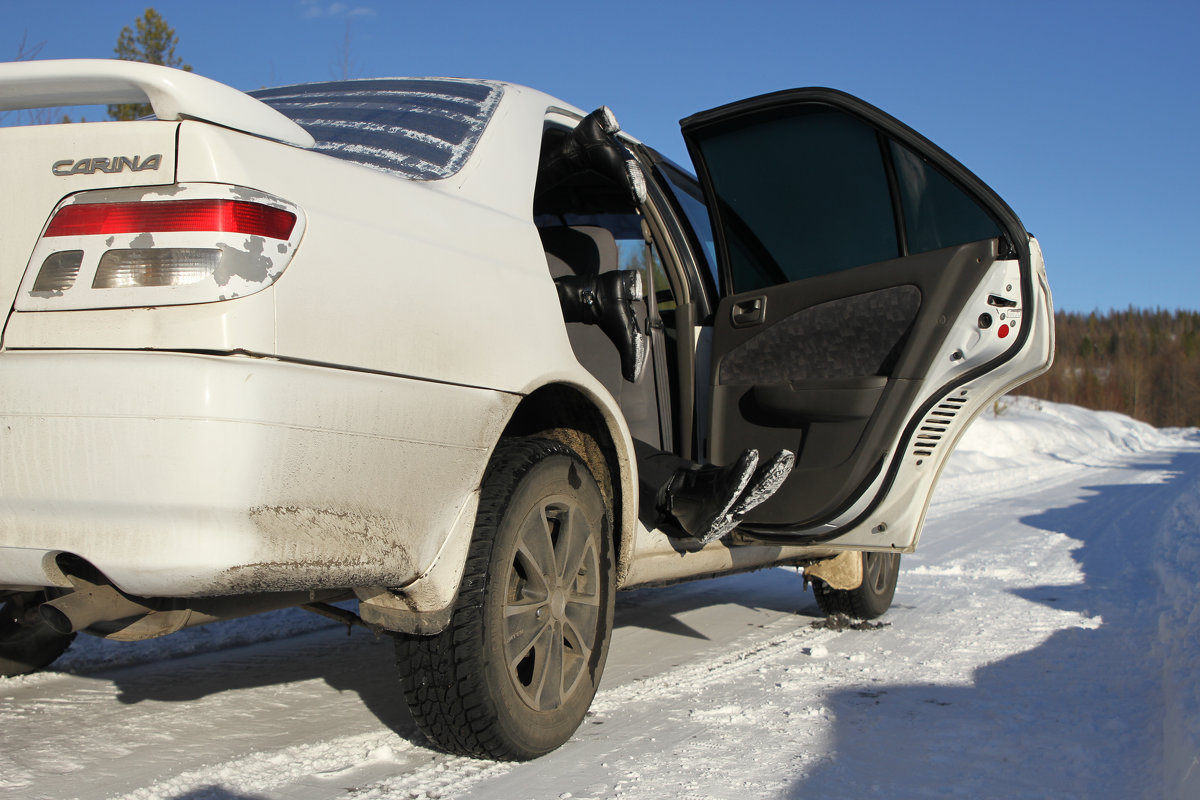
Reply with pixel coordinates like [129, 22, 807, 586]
[655, 163, 719, 289]
[693, 108, 898, 293]
[534, 212, 648, 278]
[890, 142, 1002, 254]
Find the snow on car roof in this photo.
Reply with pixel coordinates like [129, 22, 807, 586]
[250, 78, 503, 181]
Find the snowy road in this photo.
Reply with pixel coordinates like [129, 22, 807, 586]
[2, 399, 1198, 799]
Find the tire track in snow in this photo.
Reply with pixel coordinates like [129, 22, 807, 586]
[113, 730, 513, 800]
[589, 615, 838, 714]
[107, 601, 839, 800]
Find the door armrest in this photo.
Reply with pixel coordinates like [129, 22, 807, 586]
[749, 376, 887, 424]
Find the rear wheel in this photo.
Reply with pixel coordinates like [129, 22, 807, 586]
[395, 437, 614, 760]
[811, 551, 900, 620]
[0, 591, 76, 677]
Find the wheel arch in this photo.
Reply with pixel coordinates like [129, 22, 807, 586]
[501, 382, 637, 586]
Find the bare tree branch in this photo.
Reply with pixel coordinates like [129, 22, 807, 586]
[1, 31, 72, 126]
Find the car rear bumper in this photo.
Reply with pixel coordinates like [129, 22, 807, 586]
[0, 350, 517, 597]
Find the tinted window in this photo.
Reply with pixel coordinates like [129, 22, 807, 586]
[655, 163, 719, 288]
[692, 107, 898, 293]
[251, 79, 502, 181]
[890, 142, 1002, 254]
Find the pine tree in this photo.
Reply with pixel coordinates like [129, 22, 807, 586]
[108, 8, 191, 121]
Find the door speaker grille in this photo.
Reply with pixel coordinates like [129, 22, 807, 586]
[912, 393, 969, 459]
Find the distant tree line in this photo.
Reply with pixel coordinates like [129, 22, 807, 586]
[1015, 308, 1200, 428]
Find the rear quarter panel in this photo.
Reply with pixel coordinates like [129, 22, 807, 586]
[174, 90, 576, 395]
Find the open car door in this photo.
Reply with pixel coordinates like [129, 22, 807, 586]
[681, 88, 1053, 551]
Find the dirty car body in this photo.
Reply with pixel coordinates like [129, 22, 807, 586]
[0, 60, 1052, 758]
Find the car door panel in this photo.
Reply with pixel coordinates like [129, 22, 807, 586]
[708, 238, 1001, 527]
[717, 285, 922, 386]
[681, 89, 1043, 542]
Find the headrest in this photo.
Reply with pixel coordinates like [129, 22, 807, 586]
[538, 225, 619, 276]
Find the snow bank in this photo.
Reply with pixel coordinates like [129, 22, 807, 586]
[952, 395, 1182, 475]
[926, 395, 1189, 513]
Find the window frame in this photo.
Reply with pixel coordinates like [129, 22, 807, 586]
[680, 91, 1020, 300]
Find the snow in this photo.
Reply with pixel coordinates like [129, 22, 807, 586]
[2, 397, 1198, 799]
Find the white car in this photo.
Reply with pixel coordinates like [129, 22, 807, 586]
[0, 60, 1053, 759]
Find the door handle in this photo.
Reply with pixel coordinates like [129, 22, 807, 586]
[731, 296, 767, 328]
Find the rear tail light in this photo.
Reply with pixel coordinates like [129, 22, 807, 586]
[44, 200, 297, 239]
[30, 250, 84, 293]
[18, 184, 305, 311]
[93, 248, 222, 288]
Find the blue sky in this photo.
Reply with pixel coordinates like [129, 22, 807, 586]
[5, 0, 1197, 313]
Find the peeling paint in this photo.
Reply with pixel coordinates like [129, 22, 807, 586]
[214, 237, 274, 286]
[69, 183, 190, 204]
[224, 184, 265, 203]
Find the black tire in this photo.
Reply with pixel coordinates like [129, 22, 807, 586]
[811, 551, 900, 620]
[395, 437, 615, 760]
[0, 591, 76, 677]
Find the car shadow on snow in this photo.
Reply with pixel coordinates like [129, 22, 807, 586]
[785, 446, 1200, 799]
[613, 564, 814, 641]
[102, 622, 425, 738]
[82, 551, 812, 754]
[168, 788, 273, 800]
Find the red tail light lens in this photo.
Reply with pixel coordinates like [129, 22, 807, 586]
[44, 200, 297, 240]
[20, 184, 305, 311]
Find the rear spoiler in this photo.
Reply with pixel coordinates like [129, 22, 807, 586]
[0, 59, 314, 148]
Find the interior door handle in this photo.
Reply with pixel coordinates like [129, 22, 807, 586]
[731, 296, 767, 328]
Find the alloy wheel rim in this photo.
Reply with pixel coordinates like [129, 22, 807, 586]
[502, 496, 601, 712]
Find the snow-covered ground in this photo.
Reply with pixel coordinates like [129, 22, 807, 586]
[2, 397, 1198, 800]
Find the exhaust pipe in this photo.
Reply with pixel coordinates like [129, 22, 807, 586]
[39, 557, 354, 640]
[39, 572, 156, 635]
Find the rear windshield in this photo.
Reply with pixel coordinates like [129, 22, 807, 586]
[250, 78, 503, 181]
